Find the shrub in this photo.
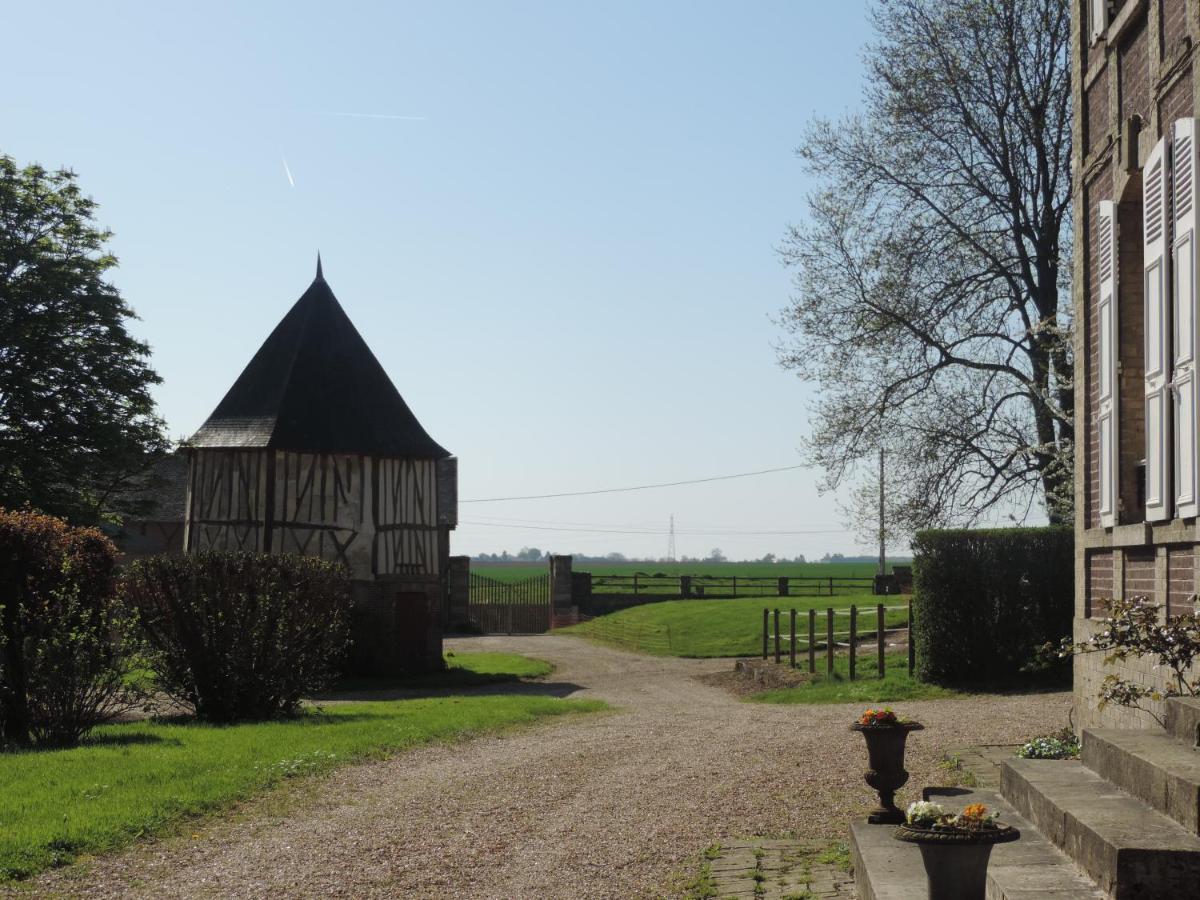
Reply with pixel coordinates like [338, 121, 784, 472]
[0, 508, 139, 747]
[1056, 595, 1200, 725]
[911, 526, 1072, 684]
[1016, 728, 1080, 760]
[122, 552, 352, 722]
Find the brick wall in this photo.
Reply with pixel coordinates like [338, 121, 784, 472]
[1086, 61, 1111, 157]
[1167, 545, 1195, 615]
[1160, 0, 1188, 60]
[1124, 547, 1157, 598]
[1086, 549, 1114, 616]
[1120, 19, 1151, 125]
[1161, 67, 1194, 125]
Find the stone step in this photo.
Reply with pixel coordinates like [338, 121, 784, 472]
[1166, 696, 1200, 746]
[1083, 727, 1200, 833]
[849, 787, 1105, 900]
[1001, 757, 1200, 898]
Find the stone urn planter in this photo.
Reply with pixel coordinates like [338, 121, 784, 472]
[850, 711, 924, 824]
[894, 821, 1020, 900]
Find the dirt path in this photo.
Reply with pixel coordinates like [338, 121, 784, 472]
[19, 635, 1071, 899]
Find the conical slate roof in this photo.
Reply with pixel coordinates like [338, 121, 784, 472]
[189, 261, 450, 458]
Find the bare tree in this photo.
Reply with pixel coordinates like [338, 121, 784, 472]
[778, 0, 1072, 536]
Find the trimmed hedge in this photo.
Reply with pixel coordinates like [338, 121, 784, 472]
[122, 552, 352, 722]
[911, 526, 1072, 684]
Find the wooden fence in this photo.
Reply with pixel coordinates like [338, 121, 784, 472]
[761, 604, 911, 680]
[586, 573, 875, 598]
[467, 573, 551, 634]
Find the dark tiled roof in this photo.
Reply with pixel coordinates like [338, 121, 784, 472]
[189, 264, 450, 458]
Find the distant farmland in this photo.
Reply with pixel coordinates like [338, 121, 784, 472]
[471, 560, 889, 582]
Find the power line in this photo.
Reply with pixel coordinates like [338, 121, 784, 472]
[459, 520, 851, 536]
[459, 464, 806, 504]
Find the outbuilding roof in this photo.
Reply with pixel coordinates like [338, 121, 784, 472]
[189, 260, 450, 458]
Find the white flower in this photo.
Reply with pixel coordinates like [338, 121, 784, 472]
[906, 800, 946, 825]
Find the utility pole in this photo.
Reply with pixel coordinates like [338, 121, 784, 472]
[668, 514, 677, 563]
[878, 447, 886, 576]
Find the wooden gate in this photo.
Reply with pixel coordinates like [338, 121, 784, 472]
[468, 573, 551, 634]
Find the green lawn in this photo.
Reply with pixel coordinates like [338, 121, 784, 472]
[750, 654, 960, 705]
[558, 596, 909, 657]
[0, 653, 601, 881]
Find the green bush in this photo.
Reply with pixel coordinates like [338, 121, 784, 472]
[122, 552, 352, 722]
[911, 526, 1072, 685]
[0, 508, 139, 747]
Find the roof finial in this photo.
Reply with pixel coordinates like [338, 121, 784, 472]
[315, 252, 324, 282]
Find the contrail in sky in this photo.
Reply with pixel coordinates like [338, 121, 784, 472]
[313, 111, 427, 121]
[281, 154, 295, 188]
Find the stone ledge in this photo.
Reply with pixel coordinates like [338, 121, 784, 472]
[850, 787, 1104, 900]
[1001, 758, 1200, 898]
[1083, 727, 1200, 833]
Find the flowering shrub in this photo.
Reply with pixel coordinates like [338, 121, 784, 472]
[860, 707, 899, 726]
[1055, 596, 1200, 724]
[1016, 728, 1079, 760]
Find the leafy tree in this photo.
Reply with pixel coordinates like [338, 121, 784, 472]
[706, 548, 727, 563]
[0, 155, 167, 523]
[777, 0, 1072, 536]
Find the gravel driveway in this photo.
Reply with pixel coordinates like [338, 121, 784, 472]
[17, 635, 1070, 899]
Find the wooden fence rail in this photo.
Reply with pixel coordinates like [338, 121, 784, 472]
[587, 573, 876, 599]
[762, 604, 911, 680]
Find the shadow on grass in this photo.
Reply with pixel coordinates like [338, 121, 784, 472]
[1, 731, 179, 754]
[314, 678, 586, 702]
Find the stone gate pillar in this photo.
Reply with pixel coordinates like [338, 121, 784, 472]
[447, 555, 470, 626]
[549, 555, 574, 610]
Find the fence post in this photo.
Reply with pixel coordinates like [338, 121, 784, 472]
[789, 608, 797, 669]
[828, 576, 834, 597]
[762, 608, 768, 660]
[634, 573, 639, 596]
[908, 596, 916, 674]
[774, 608, 781, 664]
[877, 603, 886, 678]
[681, 575, 691, 598]
[849, 605, 857, 681]
[733, 575, 738, 598]
[779, 576, 789, 597]
[826, 608, 835, 675]
[808, 608, 816, 674]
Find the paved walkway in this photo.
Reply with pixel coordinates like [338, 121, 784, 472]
[17, 636, 1071, 899]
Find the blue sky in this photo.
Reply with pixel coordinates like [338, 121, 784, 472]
[4, 1, 877, 560]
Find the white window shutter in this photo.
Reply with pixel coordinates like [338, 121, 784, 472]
[1174, 118, 1199, 518]
[1098, 200, 1118, 527]
[1145, 136, 1174, 522]
[1090, 0, 1109, 44]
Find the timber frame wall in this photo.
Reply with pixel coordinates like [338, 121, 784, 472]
[1075, 0, 1200, 728]
[183, 448, 453, 582]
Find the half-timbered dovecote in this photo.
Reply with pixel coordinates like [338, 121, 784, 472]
[183, 260, 458, 586]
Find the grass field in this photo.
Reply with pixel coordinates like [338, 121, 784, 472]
[0, 653, 602, 881]
[749, 654, 959, 705]
[558, 595, 909, 658]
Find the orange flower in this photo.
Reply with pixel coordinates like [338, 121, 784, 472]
[961, 804, 988, 820]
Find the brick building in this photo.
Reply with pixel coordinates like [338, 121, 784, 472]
[1077, 0, 1200, 727]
